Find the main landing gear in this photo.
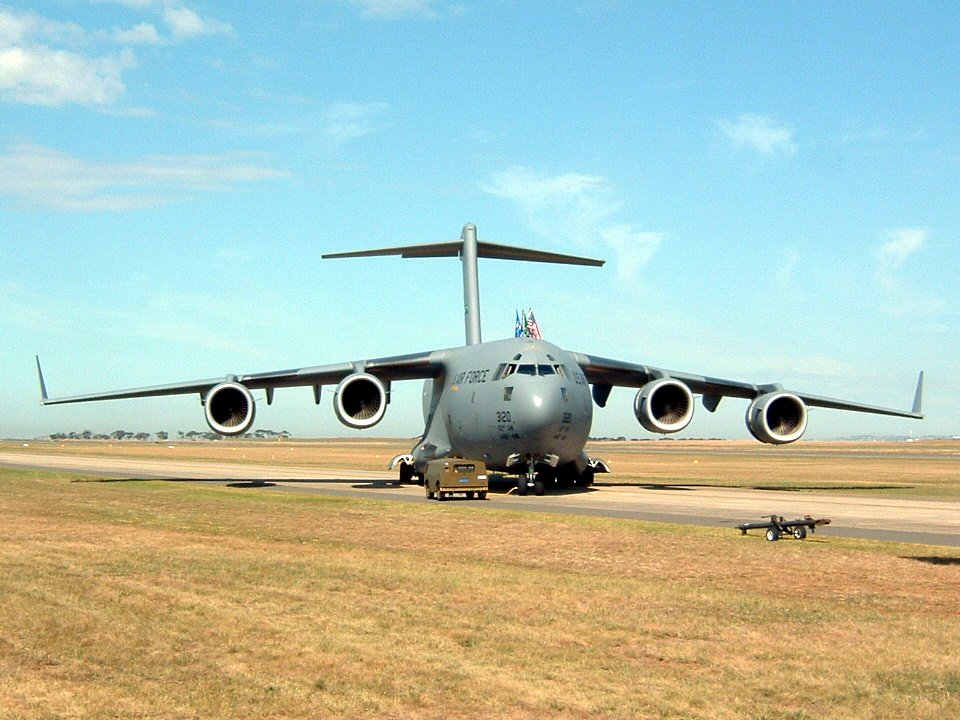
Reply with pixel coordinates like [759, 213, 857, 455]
[516, 458, 599, 495]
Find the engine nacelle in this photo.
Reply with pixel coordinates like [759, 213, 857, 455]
[634, 378, 694, 434]
[204, 381, 256, 436]
[334, 373, 387, 429]
[745, 392, 807, 444]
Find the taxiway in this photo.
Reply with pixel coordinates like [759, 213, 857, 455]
[1, 449, 957, 546]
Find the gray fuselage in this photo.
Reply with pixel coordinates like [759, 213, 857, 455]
[415, 337, 594, 474]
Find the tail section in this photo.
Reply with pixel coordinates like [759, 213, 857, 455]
[323, 223, 604, 346]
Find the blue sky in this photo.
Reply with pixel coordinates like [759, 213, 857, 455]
[2, 0, 957, 440]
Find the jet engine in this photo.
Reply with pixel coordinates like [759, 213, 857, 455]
[334, 373, 387, 429]
[745, 392, 807, 444]
[204, 381, 256, 436]
[634, 378, 694, 434]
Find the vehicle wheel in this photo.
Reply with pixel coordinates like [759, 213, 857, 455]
[467, 491, 474, 499]
[766, 528, 780, 542]
[478, 491, 487, 500]
[425, 486, 433, 499]
[793, 526, 807, 540]
[437, 491, 446, 501]
[533, 481, 545, 496]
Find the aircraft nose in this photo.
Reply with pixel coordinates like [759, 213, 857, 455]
[512, 383, 564, 442]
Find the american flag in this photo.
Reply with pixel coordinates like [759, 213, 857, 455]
[526, 309, 542, 339]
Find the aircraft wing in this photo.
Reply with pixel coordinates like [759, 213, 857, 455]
[572, 351, 924, 420]
[36, 351, 441, 406]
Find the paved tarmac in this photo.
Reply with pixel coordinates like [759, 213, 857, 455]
[2, 450, 958, 547]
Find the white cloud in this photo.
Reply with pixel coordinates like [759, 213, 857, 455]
[0, 45, 134, 106]
[484, 166, 612, 238]
[873, 227, 946, 319]
[112, 22, 163, 45]
[0, 142, 290, 211]
[485, 166, 607, 208]
[483, 165, 663, 279]
[343, 0, 441, 18]
[162, 6, 232, 38]
[0, 7, 134, 107]
[321, 101, 391, 143]
[601, 225, 665, 281]
[877, 227, 926, 269]
[0, 7, 85, 46]
[98, 0, 160, 9]
[0, 4, 233, 108]
[716, 114, 797, 156]
[875, 227, 927, 290]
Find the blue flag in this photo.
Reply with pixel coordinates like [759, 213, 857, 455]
[514, 310, 523, 337]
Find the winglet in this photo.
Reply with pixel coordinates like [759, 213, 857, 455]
[912, 371, 924, 416]
[36, 355, 49, 404]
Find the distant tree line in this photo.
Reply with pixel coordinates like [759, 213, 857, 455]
[48, 429, 292, 441]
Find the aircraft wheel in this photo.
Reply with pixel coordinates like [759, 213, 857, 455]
[793, 526, 807, 540]
[766, 528, 780, 542]
[517, 480, 528, 496]
[533, 481, 545, 496]
[399, 463, 413, 484]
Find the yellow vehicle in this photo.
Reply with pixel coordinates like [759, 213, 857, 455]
[425, 459, 488, 501]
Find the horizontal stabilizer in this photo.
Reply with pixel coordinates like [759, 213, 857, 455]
[324, 240, 604, 267]
[324, 223, 605, 346]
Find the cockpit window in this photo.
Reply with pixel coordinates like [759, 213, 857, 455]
[502, 360, 566, 379]
[497, 363, 517, 380]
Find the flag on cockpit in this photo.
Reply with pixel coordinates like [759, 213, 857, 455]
[526, 309, 542, 339]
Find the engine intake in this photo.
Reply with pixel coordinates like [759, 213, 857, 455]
[335, 373, 387, 429]
[634, 378, 694, 434]
[204, 382, 256, 436]
[746, 392, 807, 444]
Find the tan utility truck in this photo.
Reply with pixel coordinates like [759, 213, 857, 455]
[425, 459, 488, 500]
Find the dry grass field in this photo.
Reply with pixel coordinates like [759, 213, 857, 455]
[588, 439, 960, 498]
[1, 442, 959, 719]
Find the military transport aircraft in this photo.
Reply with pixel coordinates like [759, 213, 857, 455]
[37, 223, 924, 495]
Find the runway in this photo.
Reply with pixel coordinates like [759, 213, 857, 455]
[2, 450, 958, 547]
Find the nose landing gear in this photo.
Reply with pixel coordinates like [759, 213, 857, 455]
[517, 458, 546, 496]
